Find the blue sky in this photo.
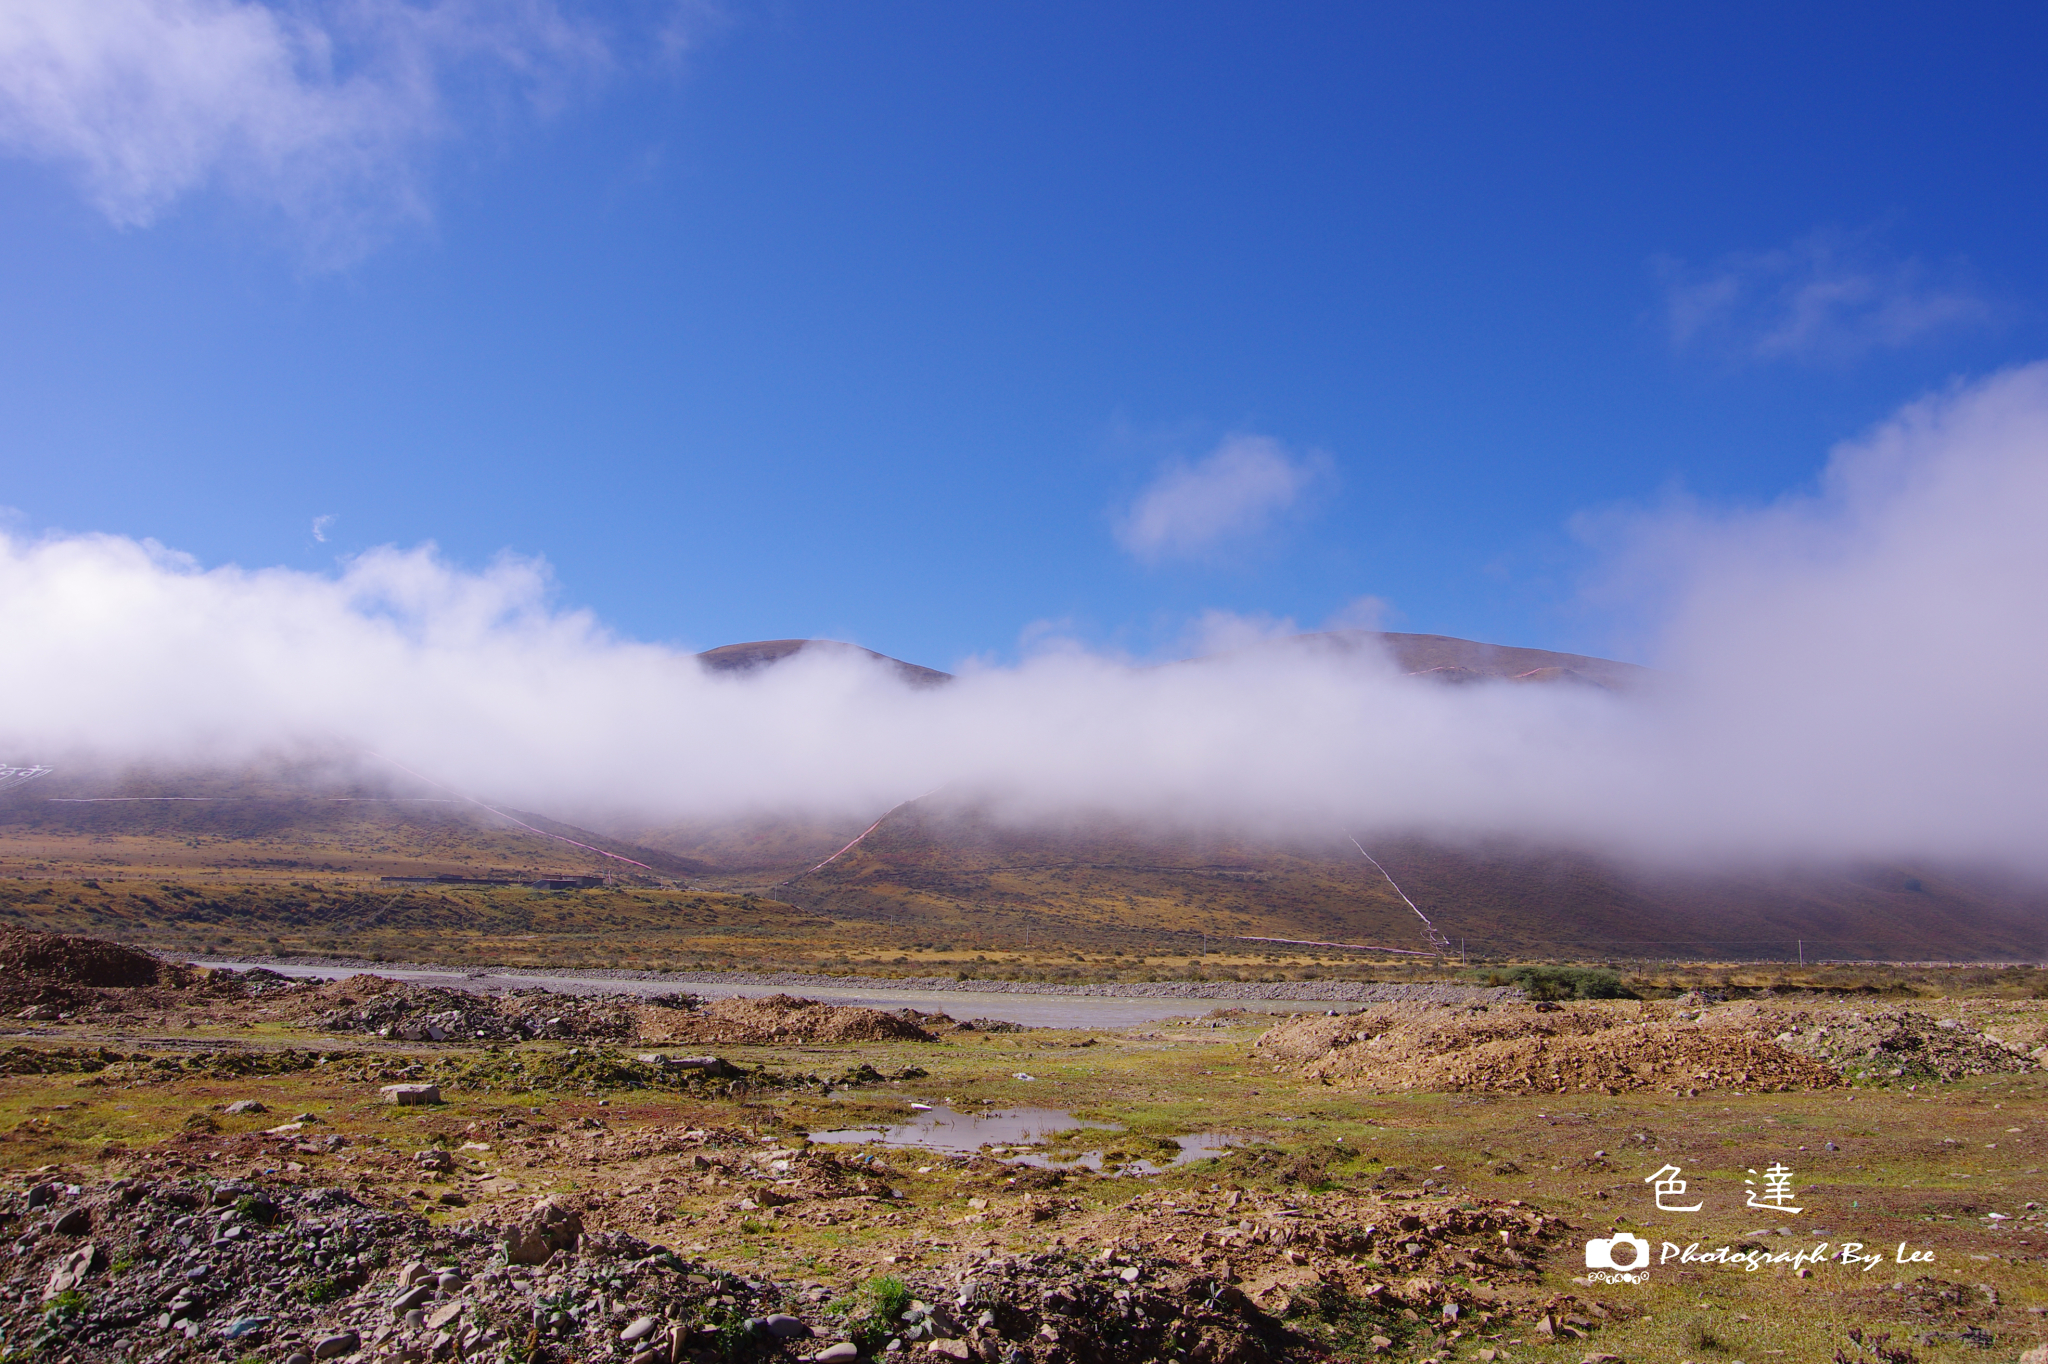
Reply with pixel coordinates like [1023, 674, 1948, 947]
[3, 1, 2044, 671]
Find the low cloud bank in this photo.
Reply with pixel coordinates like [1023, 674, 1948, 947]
[4, 364, 2048, 872]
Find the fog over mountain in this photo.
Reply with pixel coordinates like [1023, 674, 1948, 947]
[5, 363, 2047, 875]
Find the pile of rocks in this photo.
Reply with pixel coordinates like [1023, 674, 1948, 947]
[913, 1249, 1298, 1364]
[300, 979, 639, 1043]
[1257, 1002, 1843, 1095]
[0, 1172, 836, 1363]
[0, 927, 251, 1020]
[1699, 1003, 2045, 1082]
[2, 1171, 1358, 1364]
[645, 995, 937, 1046]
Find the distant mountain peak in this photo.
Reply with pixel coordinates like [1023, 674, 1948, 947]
[696, 630, 1649, 693]
[695, 639, 953, 688]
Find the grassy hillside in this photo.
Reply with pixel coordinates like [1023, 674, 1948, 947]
[0, 877, 833, 969]
[781, 799, 2048, 963]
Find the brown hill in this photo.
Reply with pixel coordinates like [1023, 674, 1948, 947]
[0, 760, 701, 882]
[691, 630, 1649, 693]
[3, 632, 2038, 965]
[697, 638, 952, 688]
[1245, 630, 1652, 690]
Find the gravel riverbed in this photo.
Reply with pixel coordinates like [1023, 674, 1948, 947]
[195, 958, 1512, 1008]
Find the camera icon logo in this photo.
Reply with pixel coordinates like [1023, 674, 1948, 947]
[1584, 1233, 1651, 1271]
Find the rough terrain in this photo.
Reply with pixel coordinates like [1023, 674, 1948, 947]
[0, 928, 2041, 1364]
[1255, 998, 2044, 1095]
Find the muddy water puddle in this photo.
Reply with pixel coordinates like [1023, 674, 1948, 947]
[807, 1103, 1238, 1175]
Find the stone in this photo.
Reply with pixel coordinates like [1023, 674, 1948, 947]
[622, 1317, 659, 1343]
[25, 1184, 58, 1208]
[813, 1345, 860, 1363]
[385, 1081, 448, 1105]
[637, 1054, 735, 1075]
[391, 1284, 434, 1313]
[437, 1271, 465, 1290]
[414, 1148, 455, 1172]
[927, 1342, 970, 1360]
[42, 1243, 99, 1299]
[765, 1314, 811, 1339]
[313, 1330, 361, 1359]
[52, 1207, 91, 1235]
[2018, 1346, 2048, 1364]
[427, 1302, 464, 1331]
[225, 1100, 267, 1115]
[381, 1083, 442, 1105]
[500, 1198, 583, 1265]
[285, 1354, 313, 1364]
[402, 1262, 436, 1287]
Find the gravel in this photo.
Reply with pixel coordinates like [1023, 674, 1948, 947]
[203, 955, 1516, 1007]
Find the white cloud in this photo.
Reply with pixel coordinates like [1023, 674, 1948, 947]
[2, 364, 2047, 873]
[1659, 229, 1996, 364]
[311, 513, 336, 543]
[1114, 434, 1329, 563]
[0, 0, 615, 264]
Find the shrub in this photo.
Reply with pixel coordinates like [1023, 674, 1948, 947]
[837, 1275, 913, 1352]
[1487, 966, 1638, 1000]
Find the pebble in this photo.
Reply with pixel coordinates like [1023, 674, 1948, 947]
[813, 1345, 861, 1363]
[621, 1316, 659, 1343]
[764, 1313, 811, 1338]
[313, 1330, 361, 1359]
[51, 1208, 90, 1236]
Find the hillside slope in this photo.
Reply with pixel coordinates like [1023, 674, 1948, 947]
[0, 762, 700, 883]
[777, 798, 2047, 962]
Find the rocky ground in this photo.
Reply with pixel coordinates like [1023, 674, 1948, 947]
[0, 929, 2043, 1364]
[2, 1131, 1613, 1364]
[1255, 998, 2044, 1096]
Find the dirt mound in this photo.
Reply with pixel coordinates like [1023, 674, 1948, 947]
[1695, 1001, 2043, 1082]
[0, 927, 165, 989]
[647, 993, 936, 1045]
[1259, 1001, 1842, 1095]
[294, 976, 638, 1042]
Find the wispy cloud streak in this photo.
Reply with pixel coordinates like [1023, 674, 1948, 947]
[1659, 229, 1997, 365]
[0, 0, 616, 264]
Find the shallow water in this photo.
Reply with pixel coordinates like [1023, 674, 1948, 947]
[807, 1103, 1239, 1175]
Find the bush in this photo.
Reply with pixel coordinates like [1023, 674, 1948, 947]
[1488, 966, 1638, 1001]
[837, 1275, 913, 1352]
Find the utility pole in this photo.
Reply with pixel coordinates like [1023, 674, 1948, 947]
[1798, 939, 1804, 967]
